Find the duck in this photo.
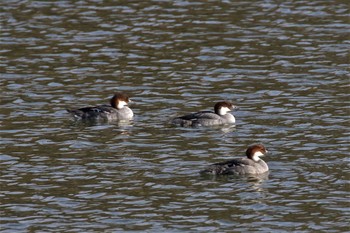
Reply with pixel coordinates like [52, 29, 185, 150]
[67, 92, 133, 121]
[200, 144, 269, 175]
[172, 101, 236, 127]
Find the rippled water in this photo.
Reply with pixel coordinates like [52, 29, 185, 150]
[1, 0, 349, 232]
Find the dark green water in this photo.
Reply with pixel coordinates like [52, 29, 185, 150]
[1, 0, 349, 232]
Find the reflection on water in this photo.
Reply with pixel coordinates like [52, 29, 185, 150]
[1, 0, 349, 232]
[200, 171, 269, 186]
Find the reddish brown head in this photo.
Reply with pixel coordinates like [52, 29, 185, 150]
[110, 93, 130, 109]
[246, 144, 268, 161]
[214, 101, 235, 115]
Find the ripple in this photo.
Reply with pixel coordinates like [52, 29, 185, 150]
[1, 0, 349, 232]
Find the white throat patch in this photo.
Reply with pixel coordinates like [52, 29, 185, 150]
[252, 151, 264, 161]
[117, 100, 127, 109]
[218, 106, 231, 115]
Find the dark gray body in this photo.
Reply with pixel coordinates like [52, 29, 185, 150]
[67, 105, 133, 121]
[172, 111, 235, 127]
[201, 157, 268, 175]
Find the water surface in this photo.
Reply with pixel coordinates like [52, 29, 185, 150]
[1, 0, 349, 232]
